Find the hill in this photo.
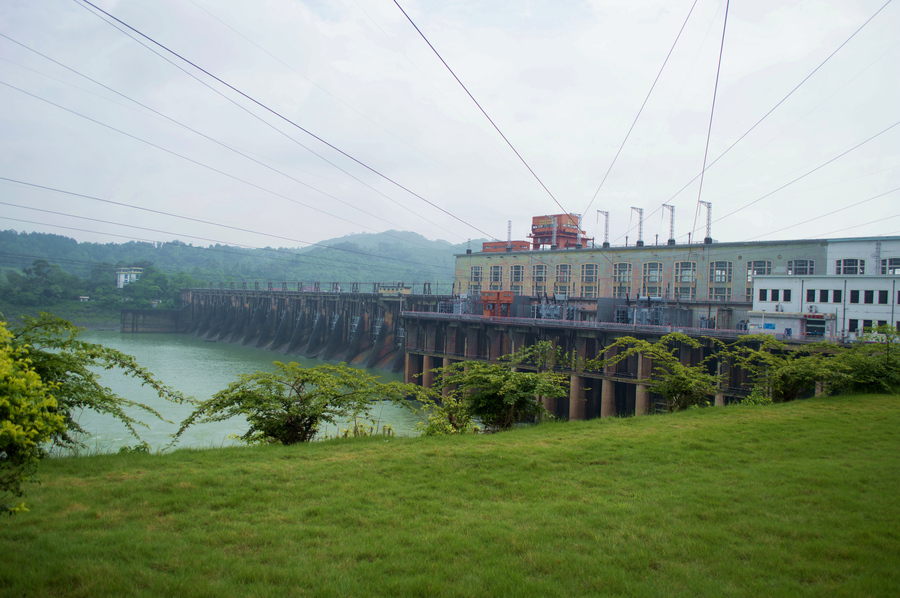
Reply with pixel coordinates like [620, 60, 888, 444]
[2, 395, 898, 597]
[0, 229, 485, 289]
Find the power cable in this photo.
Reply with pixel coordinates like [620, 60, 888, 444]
[811, 212, 900, 238]
[688, 0, 729, 250]
[0, 186, 454, 272]
[583, 0, 699, 216]
[663, 0, 894, 208]
[742, 186, 900, 241]
[712, 119, 900, 224]
[0, 79, 452, 251]
[0, 32, 448, 250]
[76, 0, 499, 240]
[391, 0, 569, 217]
[1, 215, 452, 280]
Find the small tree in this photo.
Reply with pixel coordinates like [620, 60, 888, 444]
[431, 342, 568, 432]
[175, 361, 413, 445]
[833, 325, 900, 395]
[596, 333, 719, 412]
[0, 321, 66, 513]
[7, 313, 189, 450]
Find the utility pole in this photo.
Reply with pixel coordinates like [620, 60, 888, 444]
[597, 210, 610, 248]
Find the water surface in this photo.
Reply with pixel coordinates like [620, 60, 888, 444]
[73, 331, 419, 452]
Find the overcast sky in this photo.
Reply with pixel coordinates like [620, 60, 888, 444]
[1, 0, 898, 253]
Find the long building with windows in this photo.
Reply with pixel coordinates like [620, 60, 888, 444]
[453, 228, 900, 330]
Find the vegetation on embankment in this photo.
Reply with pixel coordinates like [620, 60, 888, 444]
[2, 395, 899, 597]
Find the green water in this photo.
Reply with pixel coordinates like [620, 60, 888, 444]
[73, 331, 419, 452]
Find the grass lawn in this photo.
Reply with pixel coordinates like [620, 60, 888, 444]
[2, 395, 898, 597]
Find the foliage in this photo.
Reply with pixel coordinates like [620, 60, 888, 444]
[175, 361, 414, 445]
[597, 333, 719, 412]
[5, 313, 189, 450]
[0, 321, 66, 513]
[431, 342, 568, 432]
[832, 325, 900, 395]
[414, 394, 480, 436]
[724, 335, 849, 402]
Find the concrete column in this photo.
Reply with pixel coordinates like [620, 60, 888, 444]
[600, 378, 616, 418]
[569, 375, 585, 420]
[815, 381, 825, 397]
[541, 395, 557, 415]
[714, 392, 725, 406]
[442, 357, 451, 399]
[635, 384, 650, 416]
[422, 355, 434, 389]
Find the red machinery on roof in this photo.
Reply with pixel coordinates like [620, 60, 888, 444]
[528, 214, 592, 250]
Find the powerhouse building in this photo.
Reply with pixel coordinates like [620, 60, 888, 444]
[453, 220, 900, 336]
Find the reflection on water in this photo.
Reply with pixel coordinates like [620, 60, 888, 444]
[73, 331, 420, 452]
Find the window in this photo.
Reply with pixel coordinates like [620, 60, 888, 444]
[864, 290, 874, 304]
[489, 265, 502, 282]
[771, 289, 780, 302]
[642, 262, 663, 297]
[511, 265, 524, 282]
[747, 260, 772, 282]
[759, 289, 769, 302]
[878, 320, 887, 327]
[833, 290, 842, 303]
[613, 263, 632, 298]
[819, 289, 829, 303]
[470, 265, 482, 283]
[581, 263, 598, 284]
[848, 319, 858, 333]
[710, 261, 733, 283]
[881, 258, 900, 275]
[863, 320, 873, 331]
[787, 259, 814, 275]
[806, 289, 815, 302]
[556, 264, 571, 283]
[836, 259, 865, 275]
[784, 289, 792, 302]
[511, 285, 523, 296]
[533, 284, 545, 296]
[532, 264, 546, 282]
[674, 286, 696, 300]
[554, 283, 569, 296]
[675, 261, 696, 283]
[711, 287, 731, 301]
[850, 290, 860, 304]
[581, 286, 597, 299]
[879, 290, 888, 304]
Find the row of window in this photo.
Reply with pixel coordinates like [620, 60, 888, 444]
[847, 319, 892, 333]
[473, 257, 899, 284]
[805, 289, 843, 304]
[758, 289, 793, 302]
[834, 258, 900, 275]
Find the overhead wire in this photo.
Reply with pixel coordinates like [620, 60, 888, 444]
[661, 0, 895, 208]
[0, 32, 444, 248]
[712, 119, 900, 225]
[0, 179, 455, 272]
[0, 79, 457, 252]
[583, 0, 699, 216]
[391, 0, 569, 217]
[742, 186, 900, 241]
[1, 214, 453, 280]
[76, 0, 499, 241]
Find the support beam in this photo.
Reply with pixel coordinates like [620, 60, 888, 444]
[569, 375, 585, 420]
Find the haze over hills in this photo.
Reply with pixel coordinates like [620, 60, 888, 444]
[0, 229, 485, 290]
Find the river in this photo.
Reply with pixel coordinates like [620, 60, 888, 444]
[72, 331, 420, 453]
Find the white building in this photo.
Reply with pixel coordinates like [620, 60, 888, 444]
[749, 274, 899, 341]
[116, 267, 143, 289]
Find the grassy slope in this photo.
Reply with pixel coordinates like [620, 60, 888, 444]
[2, 396, 898, 597]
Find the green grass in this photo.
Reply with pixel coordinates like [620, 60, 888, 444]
[2, 396, 899, 597]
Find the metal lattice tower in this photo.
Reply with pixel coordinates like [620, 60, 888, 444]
[506, 220, 512, 250]
[597, 210, 609, 248]
[631, 207, 644, 246]
[699, 201, 712, 244]
[662, 204, 675, 245]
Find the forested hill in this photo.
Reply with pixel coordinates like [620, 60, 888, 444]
[0, 229, 484, 289]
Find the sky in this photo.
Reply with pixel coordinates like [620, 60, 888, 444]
[1, 0, 898, 253]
